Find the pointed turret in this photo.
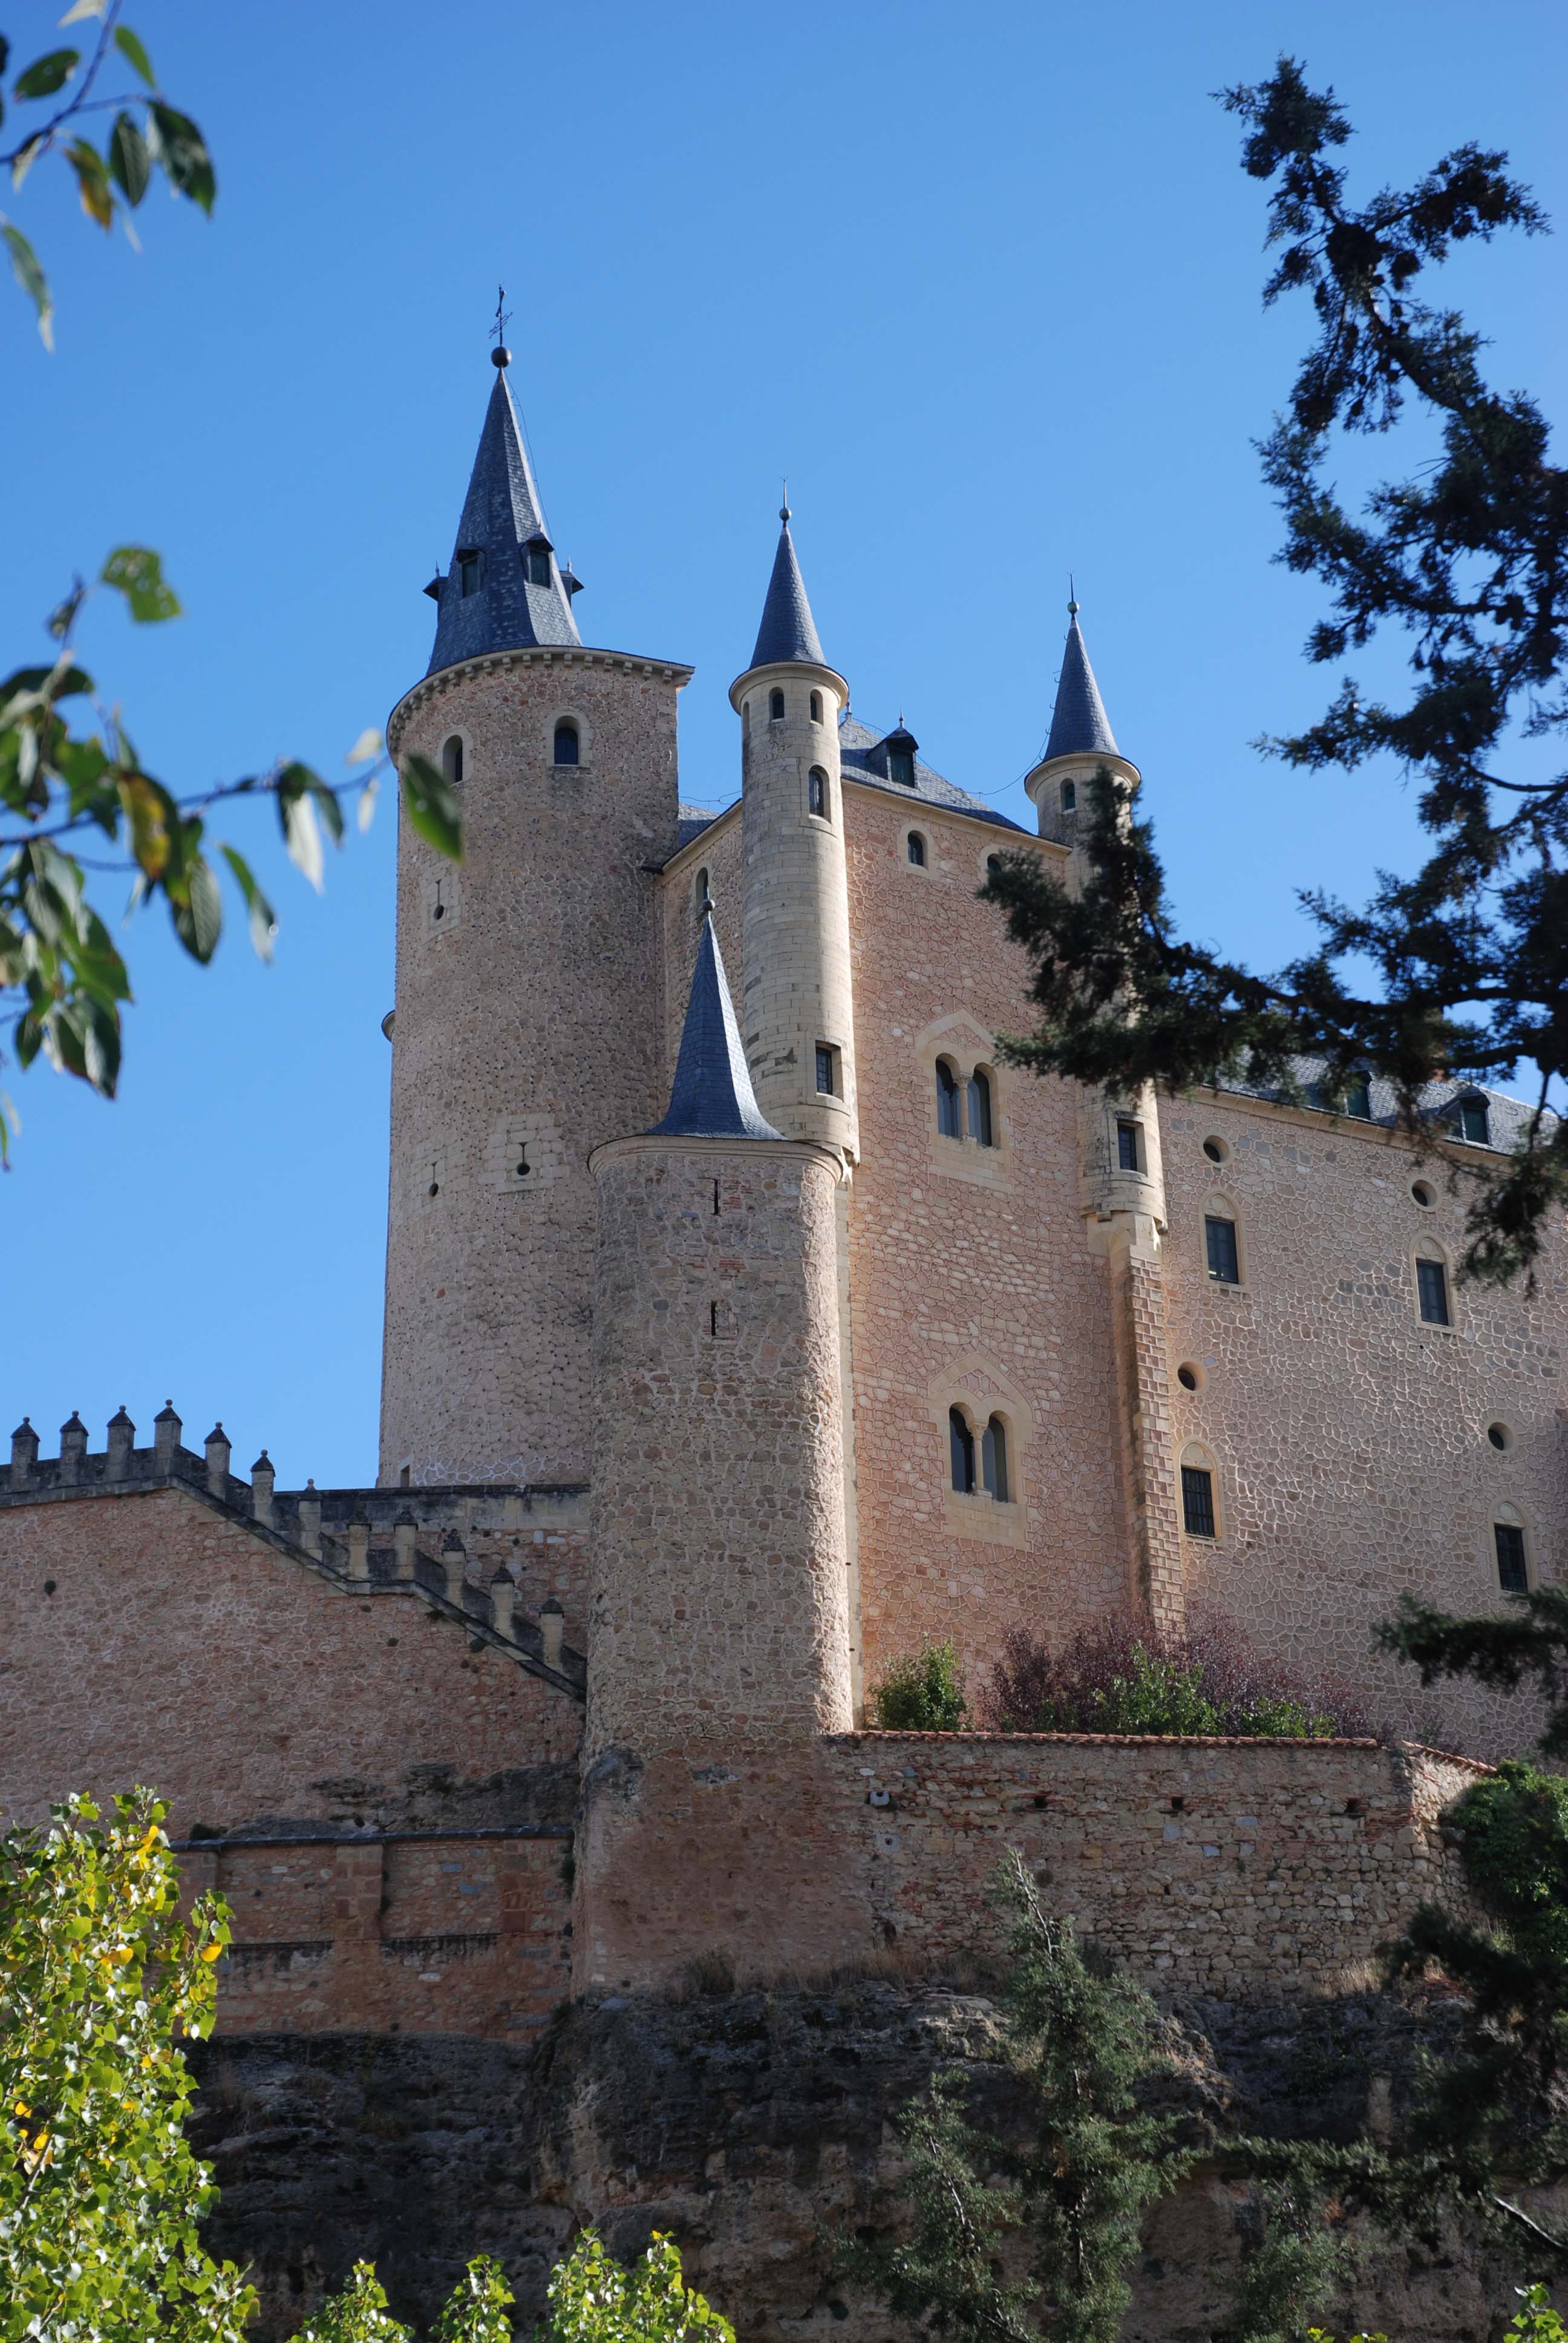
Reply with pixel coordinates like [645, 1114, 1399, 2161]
[748, 506, 826, 669]
[1044, 600, 1119, 760]
[650, 907, 781, 1140]
[426, 351, 581, 677]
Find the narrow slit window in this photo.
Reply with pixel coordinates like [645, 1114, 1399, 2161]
[809, 690, 823, 723]
[1495, 1521, 1529, 1596]
[1417, 1256, 1450, 1325]
[808, 767, 828, 818]
[1060, 778, 1077, 812]
[441, 736, 464, 787]
[694, 866, 709, 908]
[949, 1407, 976, 1495]
[814, 1043, 838, 1097]
[553, 719, 580, 767]
[981, 1414, 1009, 1502]
[769, 687, 785, 721]
[1181, 1464, 1215, 1539]
[1204, 1214, 1240, 1285]
[907, 831, 926, 867]
[967, 1067, 994, 1147]
[936, 1059, 961, 1137]
[1116, 1119, 1142, 1173]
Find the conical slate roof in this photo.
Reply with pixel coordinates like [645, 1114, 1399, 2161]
[650, 908, 782, 1141]
[748, 507, 825, 670]
[1044, 604, 1118, 760]
[426, 361, 581, 677]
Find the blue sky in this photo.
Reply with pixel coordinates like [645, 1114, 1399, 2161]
[7, 0, 1566, 1487]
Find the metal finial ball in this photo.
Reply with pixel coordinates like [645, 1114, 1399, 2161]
[1067, 598, 1080, 617]
[779, 503, 791, 523]
[492, 344, 512, 369]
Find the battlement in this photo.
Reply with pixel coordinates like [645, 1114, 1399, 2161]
[1, 1406, 586, 1699]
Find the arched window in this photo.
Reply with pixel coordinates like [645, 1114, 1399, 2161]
[967, 1067, 994, 1147]
[907, 831, 926, 867]
[936, 1059, 961, 1138]
[441, 736, 464, 787]
[949, 1406, 976, 1494]
[769, 687, 785, 721]
[986, 854, 1002, 880]
[981, 1414, 1009, 1502]
[694, 866, 710, 909]
[808, 767, 828, 818]
[809, 690, 823, 723]
[553, 719, 580, 767]
[742, 700, 750, 733]
[1060, 778, 1077, 811]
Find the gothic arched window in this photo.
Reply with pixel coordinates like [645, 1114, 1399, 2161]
[949, 1406, 976, 1494]
[809, 690, 823, 723]
[554, 720, 580, 767]
[769, 687, 785, 721]
[907, 831, 926, 867]
[808, 767, 828, 818]
[936, 1058, 961, 1138]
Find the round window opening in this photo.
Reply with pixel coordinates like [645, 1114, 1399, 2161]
[1177, 1362, 1205, 1393]
[1202, 1136, 1229, 1164]
[1412, 1179, 1435, 1207]
[1488, 1421, 1512, 1453]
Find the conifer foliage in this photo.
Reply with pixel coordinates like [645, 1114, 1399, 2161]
[984, 56, 1566, 1286]
[842, 1852, 1190, 2343]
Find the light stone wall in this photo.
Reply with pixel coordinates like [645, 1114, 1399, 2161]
[382, 647, 688, 1487]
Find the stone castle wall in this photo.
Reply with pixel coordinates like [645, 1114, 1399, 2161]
[382, 646, 688, 1489]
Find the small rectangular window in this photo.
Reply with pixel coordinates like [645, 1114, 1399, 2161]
[458, 550, 483, 597]
[1116, 1120, 1142, 1173]
[815, 1044, 838, 1097]
[1345, 1076, 1372, 1119]
[1181, 1465, 1215, 1539]
[1459, 1098, 1489, 1145]
[1495, 1522, 1529, 1596]
[526, 548, 552, 586]
[1204, 1215, 1240, 1285]
[1416, 1257, 1450, 1325]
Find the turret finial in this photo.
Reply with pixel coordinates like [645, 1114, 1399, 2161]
[1067, 571, 1079, 618]
[491, 282, 512, 368]
[780, 476, 790, 524]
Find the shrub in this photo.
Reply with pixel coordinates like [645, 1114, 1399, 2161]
[871, 1637, 969, 1731]
[981, 1608, 1369, 1739]
[1451, 1758, 1568, 1958]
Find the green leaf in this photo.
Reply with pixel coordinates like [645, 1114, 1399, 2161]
[3, 223, 53, 349]
[108, 111, 150, 205]
[100, 545, 180, 623]
[169, 850, 222, 963]
[148, 100, 215, 213]
[13, 47, 79, 99]
[220, 845, 276, 962]
[116, 772, 176, 879]
[401, 753, 463, 862]
[113, 23, 155, 85]
[65, 137, 114, 231]
[276, 765, 324, 891]
[309, 775, 345, 846]
[345, 726, 382, 764]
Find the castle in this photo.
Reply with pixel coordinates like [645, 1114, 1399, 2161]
[2, 350, 1563, 2040]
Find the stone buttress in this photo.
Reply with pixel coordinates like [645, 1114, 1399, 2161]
[579, 913, 861, 1990]
[1027, 601, 1183, 1627]
[380, 350, 691, 1486]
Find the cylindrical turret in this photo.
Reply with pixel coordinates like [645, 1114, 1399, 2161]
[730, 511, 858, 1159]
[378, 356, 693, 1487]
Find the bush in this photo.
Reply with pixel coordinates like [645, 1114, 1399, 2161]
[981, 1608, 1369, 1738]
[871, 1638, 969, 1731]
[1451, 1758, 1568, 1958]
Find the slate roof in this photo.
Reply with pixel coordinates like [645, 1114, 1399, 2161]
[1044, 607, 1119, 761]
[650, 908, 782, 1140]
[426, 363, 581, 677]
[748, 511, 826, 669]
[1214, 1058, 1556, 1150]
[837, 714, 1027, 832]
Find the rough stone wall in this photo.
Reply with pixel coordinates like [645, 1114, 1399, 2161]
[1159, 1095, 1568, 1757]
[839, 783, 1132, 1697]
[581, 1138, 861, 1990]
[1103, 1222, 1185, 1627]
[828, 1731, 1483, 1996]
[184, 1830, 570, 2039]
[382, 647, 688, 1488]
[0, 1487, 580, 1838]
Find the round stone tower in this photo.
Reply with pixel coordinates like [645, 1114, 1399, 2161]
[380, 353, 692, 1487]
[729, 510, 858, 1161]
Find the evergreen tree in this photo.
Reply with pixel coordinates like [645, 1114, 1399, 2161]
[843, 1852, 1191, 2343]
[984, 56, 1566, 1286]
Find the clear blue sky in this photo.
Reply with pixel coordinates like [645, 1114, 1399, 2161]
[7, 0, 1566, 1487]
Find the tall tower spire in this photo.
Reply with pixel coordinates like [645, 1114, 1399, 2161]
[748, 504, 826, 669]
[650, 909, 781, 1141]
[1044, 599, 1119, 761]
[426, 352, 581, 677]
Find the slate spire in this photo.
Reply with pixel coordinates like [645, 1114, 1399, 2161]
[426, 352, 582, 678]
[650, 905, 782, 1141]
[747, 503, 826, 670]
[1044, 598, 1119, 760]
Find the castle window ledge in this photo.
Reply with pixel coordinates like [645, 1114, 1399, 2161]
[932, 1135, 1010, 1190]
[942, 1487, 1026, 1549]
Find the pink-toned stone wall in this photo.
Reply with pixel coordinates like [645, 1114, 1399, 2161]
[1159, 1096, 1567, 1757]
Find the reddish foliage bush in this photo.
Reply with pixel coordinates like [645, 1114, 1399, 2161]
[979, 1607, 1372, 1739]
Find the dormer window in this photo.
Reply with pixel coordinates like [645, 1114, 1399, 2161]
[554, 720, 580, 767]
[1345, 1074, 1372, 1119]
[524, 534, 554, 588]
[1457, 1093, 1489, 1146]
[769, 689, 786, 721]
[458, 549, 483, 598]
[879, 721, 919, 788]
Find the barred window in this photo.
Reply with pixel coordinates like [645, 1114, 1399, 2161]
[815, 1043, 839, 1097]
[1417, 1256, 1450, 1326]
[949, 1407, 976, 1494]
[1117, 1119, 1142, 1173]
[1204, 1214, 1240, 1285]
[1181, 1464, 1215, 1539]
[1495, 1522, 1528, 1596]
